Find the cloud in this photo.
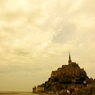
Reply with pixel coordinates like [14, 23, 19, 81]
[53, 23, 77, 43]
[0, 0, 95, 91]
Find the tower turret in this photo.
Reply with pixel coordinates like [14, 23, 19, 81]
[68, 53, 72, 65]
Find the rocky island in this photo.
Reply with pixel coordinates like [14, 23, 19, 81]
[33, 53, 95, 95]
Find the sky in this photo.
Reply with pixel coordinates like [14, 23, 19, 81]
[0, 0, 95, 91]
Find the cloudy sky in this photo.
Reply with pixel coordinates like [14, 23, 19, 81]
[0, 0, 95, 91]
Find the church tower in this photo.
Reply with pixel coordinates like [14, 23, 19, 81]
[68, 53, 72, 65]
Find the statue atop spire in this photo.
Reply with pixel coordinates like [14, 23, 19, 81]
[68, 52, 72, 65]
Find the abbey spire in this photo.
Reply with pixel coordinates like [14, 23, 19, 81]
[68, 52, 72, 65]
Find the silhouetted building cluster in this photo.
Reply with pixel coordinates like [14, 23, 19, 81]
[33, 53, 93, 93]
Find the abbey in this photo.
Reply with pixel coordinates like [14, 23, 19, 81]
[51, 53, 87, 78]
[33, 54, 90, 93]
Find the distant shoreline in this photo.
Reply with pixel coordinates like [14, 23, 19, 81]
[0, 91, 20, 94]
[0, 91, 32, 94]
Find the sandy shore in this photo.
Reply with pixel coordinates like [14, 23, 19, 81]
[39, 92, 54, 95]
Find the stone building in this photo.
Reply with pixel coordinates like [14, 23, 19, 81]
[51, 53, 86, 77]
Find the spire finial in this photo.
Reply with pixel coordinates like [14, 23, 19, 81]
[68, 52, 72, 64]
[69, 52, 71, 60]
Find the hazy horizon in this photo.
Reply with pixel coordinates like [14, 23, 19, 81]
[0, 0, 95, 92]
